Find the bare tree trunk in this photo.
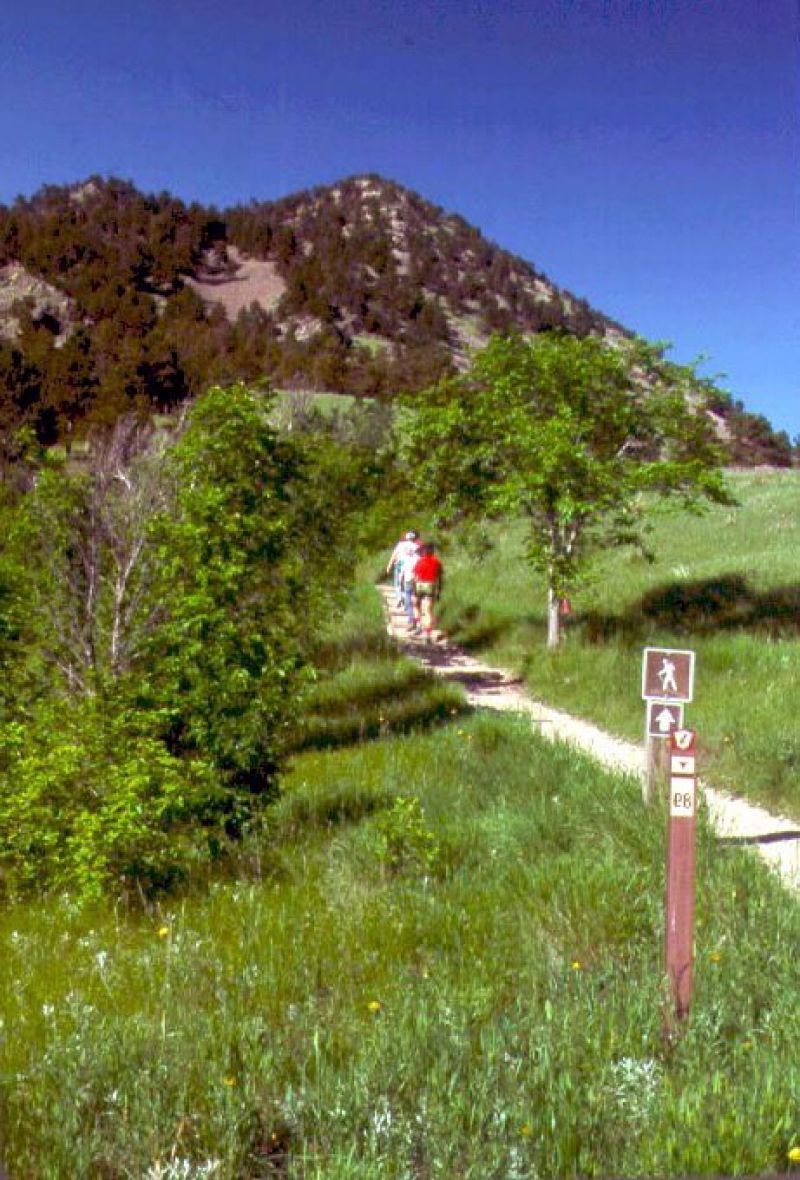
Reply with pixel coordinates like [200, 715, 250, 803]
[24, 415, 174, 695]
[546, 583, 561, 649]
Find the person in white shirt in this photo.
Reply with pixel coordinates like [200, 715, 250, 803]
[386, 530, 420, 625]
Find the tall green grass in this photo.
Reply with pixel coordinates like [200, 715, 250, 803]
[292, 583, 466, 752]
[437, 469, 800, 817]
[1, 714, 797, 1176]
[1, 515, 797, 1177]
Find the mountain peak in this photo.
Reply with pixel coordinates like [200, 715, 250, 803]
[0, 173, 790, 464]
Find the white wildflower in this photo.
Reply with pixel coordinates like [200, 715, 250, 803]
[370, 1095, 393, 1138]
[144, 1158, 222, 1179]
[608, 1056, 663, 1120]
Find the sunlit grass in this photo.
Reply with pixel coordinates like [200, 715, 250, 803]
[2, 501, 798, 1176]
[438, 470, 800, 816]
[292, 583, 467, 753]
[1, 714, 797, 1176]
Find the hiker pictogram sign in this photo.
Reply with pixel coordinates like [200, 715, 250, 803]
[646, 701, 684, 737]
[642, 647, 695, 703]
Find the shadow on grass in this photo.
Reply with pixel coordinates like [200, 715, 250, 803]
[275, 781, 395, 834]
[581, 575, 800, 644]
[311, 629, 394, 671]
[444, 603, 525, 651]
[288, 686, 469, 754]
[307, 664, 433, 715]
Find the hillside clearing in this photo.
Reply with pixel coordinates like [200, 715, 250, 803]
[184, 245, 286, 318]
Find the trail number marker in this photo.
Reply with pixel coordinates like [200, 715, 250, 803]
[642, 647, 695, 703]
[670, 777, 696, 817]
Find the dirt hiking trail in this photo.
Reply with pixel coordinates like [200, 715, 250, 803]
[379, 587, 800, 893]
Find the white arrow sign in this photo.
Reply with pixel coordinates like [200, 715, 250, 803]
[655, 707, 677, 733]
[646, 701, 684, 738]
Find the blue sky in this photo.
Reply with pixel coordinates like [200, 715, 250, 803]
[2, 0, 798, 435]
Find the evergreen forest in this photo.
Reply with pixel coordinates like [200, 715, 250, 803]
[0, 173, 792, 469]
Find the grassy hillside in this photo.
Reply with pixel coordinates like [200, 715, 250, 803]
[435, 469, 800, 817]
[1, 569, 798, 1176]
[2, 729, 798, 1176]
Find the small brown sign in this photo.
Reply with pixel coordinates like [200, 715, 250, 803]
[672, 728, 697, 754]
[647, 700, 684, 737]
[642, 647, 695, 703]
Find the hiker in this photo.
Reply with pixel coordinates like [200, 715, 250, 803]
[386, 530, 419, 608]
[412, 542, 443, 640]
[400, 534, 422, 630]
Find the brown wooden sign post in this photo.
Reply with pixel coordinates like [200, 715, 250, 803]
[664, 728, 697, 1024]
[641, 647, 695, 806]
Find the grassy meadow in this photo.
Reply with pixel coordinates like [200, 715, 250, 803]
[1, 572, 799, 1177]
[289, 587, 464, 755]
[435, 469, 800, 818]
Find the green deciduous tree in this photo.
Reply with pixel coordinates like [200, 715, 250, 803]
[399, 332, 732, 647]
[0, 383, 361, 897]
[140, 385, 309, 812]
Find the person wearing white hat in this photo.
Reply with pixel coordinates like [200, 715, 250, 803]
[386, 530, 420, 626]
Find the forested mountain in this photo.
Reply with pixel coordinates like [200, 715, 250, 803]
[0, 173, 791, 465]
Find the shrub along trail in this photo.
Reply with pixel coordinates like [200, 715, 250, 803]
[380, 586, 800, 893]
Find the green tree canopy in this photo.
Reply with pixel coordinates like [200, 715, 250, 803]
[0, 383, 367, 897]
[399, 332, 732, 647]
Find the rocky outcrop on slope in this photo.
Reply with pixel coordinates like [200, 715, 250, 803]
[0, 263, 77, 343]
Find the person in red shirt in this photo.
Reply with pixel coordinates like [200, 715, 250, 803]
[412, 543, 443, 640]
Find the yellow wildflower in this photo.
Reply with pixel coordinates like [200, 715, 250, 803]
[367, 999, 382, 1014]
[157, 926, 170, 938]
[223, 1076, 236, 1087]
[788, 1146, 800, 1163]
[709, 951, 722, 963]
[570, 960, 583, 971]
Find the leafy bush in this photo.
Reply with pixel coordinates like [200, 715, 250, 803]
[0, 699, 223, 900]
[371, 794, 440, 876]
[0, 384, 368, 897]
